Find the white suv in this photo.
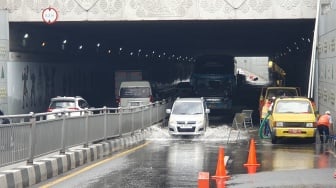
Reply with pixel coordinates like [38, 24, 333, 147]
[47, 96, 90, 119]
[166, 98, 210, 136]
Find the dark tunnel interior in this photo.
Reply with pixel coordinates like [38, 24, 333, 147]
[8, 19, 315, 110]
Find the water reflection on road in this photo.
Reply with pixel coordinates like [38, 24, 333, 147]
[38, 125, 336, 188]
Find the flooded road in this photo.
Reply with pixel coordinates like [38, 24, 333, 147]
[36, 125, 336, 188]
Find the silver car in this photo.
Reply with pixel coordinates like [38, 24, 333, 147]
[166, 98, 210, 136]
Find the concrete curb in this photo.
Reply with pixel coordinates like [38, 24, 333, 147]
[0, 132, 148, 188]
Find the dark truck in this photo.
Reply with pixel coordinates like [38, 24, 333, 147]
[190, 55, 237, 114]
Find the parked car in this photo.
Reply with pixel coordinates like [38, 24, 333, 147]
[47, 96, 90, 119]
[117, 81, 153, 107]
[0, 110, 13, 150]
[267, 96, 318, 144]
[0, 110, 10, 124]
[166, 97, 210, 136]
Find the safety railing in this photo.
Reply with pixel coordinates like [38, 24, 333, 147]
[0, 100, 170, 167]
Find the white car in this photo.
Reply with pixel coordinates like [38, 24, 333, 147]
[47, 96, 90, 119]
[166, 97, 210, 136]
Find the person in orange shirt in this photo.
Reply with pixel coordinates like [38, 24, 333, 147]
[317, 111, 333, 143]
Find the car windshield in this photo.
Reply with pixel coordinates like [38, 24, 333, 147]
[177, 82, 191, 88]
[172, 102, 203, 115]
[120, 87, 151, 98]
[50, 100, 76, 109]
[267, 89, 297, 98]
[274, 100, 312, 113]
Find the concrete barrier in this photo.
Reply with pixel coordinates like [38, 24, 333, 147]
[0, 131, 148, 188]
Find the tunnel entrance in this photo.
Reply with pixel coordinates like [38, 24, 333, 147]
[6, 19, 314, 114]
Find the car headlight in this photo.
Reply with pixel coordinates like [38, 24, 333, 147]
[306, 122, 313, 127]
[276, 122, 283, 127]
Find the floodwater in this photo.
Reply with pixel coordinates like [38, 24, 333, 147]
[38, 124, 336, 188]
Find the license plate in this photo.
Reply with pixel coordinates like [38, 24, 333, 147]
[181, 125, 192, 128]
[288, 129, 301, 134]
[130, 102, 140, 106]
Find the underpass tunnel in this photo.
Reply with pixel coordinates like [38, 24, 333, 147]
[269, 33, 314, 96]
[7, 19, 315, 114]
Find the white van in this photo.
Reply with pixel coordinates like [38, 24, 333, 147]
[118, 81, 153, 107]
[166, 97, 210, 136]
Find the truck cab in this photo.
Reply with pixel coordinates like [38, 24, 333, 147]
[259, 86, 300, 122]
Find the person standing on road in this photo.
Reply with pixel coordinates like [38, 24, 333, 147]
[317, 111, 333, 143]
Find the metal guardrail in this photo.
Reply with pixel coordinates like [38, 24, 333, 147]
[0, 100, 170, 167]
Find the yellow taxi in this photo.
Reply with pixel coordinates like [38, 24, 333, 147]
[268, 96, 318, 144]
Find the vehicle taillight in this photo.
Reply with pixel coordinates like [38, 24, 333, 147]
[47, 108, 53, 112]
[150, 95, 154, 103]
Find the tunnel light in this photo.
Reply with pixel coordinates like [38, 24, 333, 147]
[23, 33, 29, 39]
[119, 47, 123, 51]
[152, 51, 155, 54]
[130, 52, 134, 56]
[307, 38, 311, 43]
[158, 55, 161, 58]
[145, 54, 149, 58]
[96, 43, 100, 47]
[41, 42, 46, 47]
[61, 40, 67, 50]
[78, 45, 83, 50]
[108, 49, 112, 54]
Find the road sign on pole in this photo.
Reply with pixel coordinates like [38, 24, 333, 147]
[42, 7, 58, 24]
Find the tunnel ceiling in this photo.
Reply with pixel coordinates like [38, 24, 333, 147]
[10, 19, 315, 59]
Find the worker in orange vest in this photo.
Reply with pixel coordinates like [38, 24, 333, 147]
[317, 111, 333, 143]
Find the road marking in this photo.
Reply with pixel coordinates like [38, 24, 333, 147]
[39, 141, 151, 188]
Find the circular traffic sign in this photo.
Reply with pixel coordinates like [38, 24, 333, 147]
[42, 7, 58, 24]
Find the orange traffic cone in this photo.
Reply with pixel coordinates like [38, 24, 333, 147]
[214, 179, 226, 188]
[244, 138, 260, 167]
[212, 146, 230, 180]
[246, 165, 258, 174]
